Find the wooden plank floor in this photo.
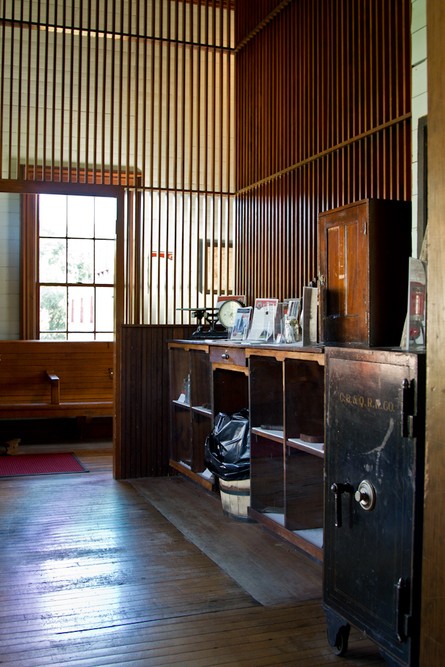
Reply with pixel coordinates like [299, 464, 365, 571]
[128, 475, 323, 607]
[0, 442, 385, 666]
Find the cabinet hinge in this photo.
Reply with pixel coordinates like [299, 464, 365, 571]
[401, 379, 416, 438]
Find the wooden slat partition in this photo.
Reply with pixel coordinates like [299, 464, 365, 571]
[115, 324, 194, 479]
[234, 0, 412, 303]
[0, 0, 236, 326]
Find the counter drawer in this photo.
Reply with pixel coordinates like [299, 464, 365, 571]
[210, 346, 246, 367]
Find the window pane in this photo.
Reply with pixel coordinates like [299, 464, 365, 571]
[95, 197, 117, 239]
[40, 239, 66, 282]
[67, 196, 94, 238]
[95, 240, 115, 284]
[68, 286, 95, 331]
[40, 332, 67, 340]
[68, 239, 94, 283]
[39, 194, 67, 237]
[68, 332, 95, 341]
[40, 286, 67, 333]
[95, 287, 114, 332]
[95, 332, 114, 341]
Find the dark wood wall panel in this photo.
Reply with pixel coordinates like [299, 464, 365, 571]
[115, 324, 193, 479]
[235, 0, 289, 45]
[235, 0, 411, 302]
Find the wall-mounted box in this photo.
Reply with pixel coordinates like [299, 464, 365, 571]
[318, 199, 412, 347]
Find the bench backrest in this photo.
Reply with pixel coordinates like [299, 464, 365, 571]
[0, 340, 114, 406]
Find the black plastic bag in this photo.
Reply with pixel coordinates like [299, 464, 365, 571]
[204, 409, 250, 480]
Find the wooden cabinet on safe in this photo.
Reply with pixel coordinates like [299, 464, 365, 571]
[318, 199, 412, 347]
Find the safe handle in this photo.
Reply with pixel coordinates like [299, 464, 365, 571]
[331, 482, 353, 527]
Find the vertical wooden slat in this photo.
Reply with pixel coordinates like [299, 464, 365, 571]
[131, 0, 140, 323]
[58, 1, 66, 177]
[164, 0, 171, 322]
[215, 2, 222, 297]
[124, 0, 131, 189]
[16, 0, 23, 174]
[41, 0, 49, 172]
[179, 0, 186, 316]
[7, 0, 15, 178]
[23, 0, 31, 174]
[156, 1, 164, 321]
[0, 0, 5, 175]
[67, 1, 74, 177]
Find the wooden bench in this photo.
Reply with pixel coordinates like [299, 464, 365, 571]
[0, 341, 114, 420]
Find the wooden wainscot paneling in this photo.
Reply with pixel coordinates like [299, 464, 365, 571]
[115, 324, 194, 479]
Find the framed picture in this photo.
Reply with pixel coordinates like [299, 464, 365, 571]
[199, 240, 234, 295]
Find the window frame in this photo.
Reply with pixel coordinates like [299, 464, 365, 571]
[20, 167, 129, 340]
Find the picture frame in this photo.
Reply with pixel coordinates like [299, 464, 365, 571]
[247, 298, 279, 342]
[199, 240, 234, 295]
[230, 306, 252, 340]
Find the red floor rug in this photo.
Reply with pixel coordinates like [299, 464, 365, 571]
[0, 452, 88, 477]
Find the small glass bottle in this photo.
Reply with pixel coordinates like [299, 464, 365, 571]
[183, 374, 191, 404]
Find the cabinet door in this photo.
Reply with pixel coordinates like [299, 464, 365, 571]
[319, 199, 412, 347]
[324, 348, 424, 665]
[319, 202, 369, 343]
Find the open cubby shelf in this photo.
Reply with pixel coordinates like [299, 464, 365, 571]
[168, 340, 325, 560]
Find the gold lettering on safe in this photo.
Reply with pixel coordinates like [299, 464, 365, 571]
[339, 392, 395, 412]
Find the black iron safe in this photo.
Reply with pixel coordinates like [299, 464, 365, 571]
[324, 347, 425, 666]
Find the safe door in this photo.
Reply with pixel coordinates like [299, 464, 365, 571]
[324, 347, 425, 666]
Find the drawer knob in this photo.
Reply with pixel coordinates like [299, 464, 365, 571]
[221, 352, 229, 360]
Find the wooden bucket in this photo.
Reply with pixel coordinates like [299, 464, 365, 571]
[219, 478, 251, 521]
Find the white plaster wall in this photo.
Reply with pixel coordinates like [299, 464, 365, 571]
[0, 194, 21, 339]
[412, 0, 428, 255]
